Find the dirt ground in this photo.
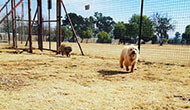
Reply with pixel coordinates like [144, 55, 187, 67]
[0, 42, 190, 110]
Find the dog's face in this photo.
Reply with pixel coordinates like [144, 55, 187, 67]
[65, 47, 72, 53]
[128, 46, 139, 59]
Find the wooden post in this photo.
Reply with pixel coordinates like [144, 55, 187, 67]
[25, 8, 38, 46]
[6, 5, 10, 44]
[11, 0, 17, 48]
[61, 0, 84, 56]
[20, 3, 23, 44]
[37, 0, 43, 51]
[28, 0, 32, 53]
[56, 0, 61, 53]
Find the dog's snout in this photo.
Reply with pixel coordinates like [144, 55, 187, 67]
[132, 51, 136, 54]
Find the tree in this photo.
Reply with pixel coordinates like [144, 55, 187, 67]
[62, 13, 95, 42]
[152, 35, 158, 44]
[173, 32, 181, 44]
[62, 13, 85, 41]
[152, 13, 175, 45]
[97, 31, 111, 43]
[62, 26, 72, 41]
[78, 16, 95, 38]
[182, 25, 190, 44]
[1, 18, 12, 33]
[32, 22, 38, 35]
[81, 29, 93, 43]
[129, 14, 154, 43]
[113, 22, 126, 41]
[94, 12, 115, 34]
[125, 23, 139, 43]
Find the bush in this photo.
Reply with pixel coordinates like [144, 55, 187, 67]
[168, 39, 173, 44]
[151, 35, 158, 44]
[162, 38, 168, 44]
[97, 31, 112, 43]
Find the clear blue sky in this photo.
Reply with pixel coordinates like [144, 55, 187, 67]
[1, 0, 190, 38]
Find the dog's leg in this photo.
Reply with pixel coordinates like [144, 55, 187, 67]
[126, 66, 129, 71]
[131, 63, 136, 72]
[66, 52, 69, 57]
[134, 65, 137, 70]
[120, 56, 124, 68]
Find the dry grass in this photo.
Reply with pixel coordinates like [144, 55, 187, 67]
[0, 42, 190, 110]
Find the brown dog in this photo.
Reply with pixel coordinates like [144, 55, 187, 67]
[120, 45, 139, 72]
[58, 44, 72, 57]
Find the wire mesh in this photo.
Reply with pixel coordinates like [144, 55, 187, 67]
[0, 0, 189, 65]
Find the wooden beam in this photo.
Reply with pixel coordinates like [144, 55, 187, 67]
[28, 0, 32, 53]
[0, 0, 23, 24]
[0, 0, 10, 13]
[56, 0, 61, 53]
[61, 0, 84, 56]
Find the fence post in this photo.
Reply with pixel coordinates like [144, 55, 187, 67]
[56, 0, 61, 53]
[138, 0, 144, 53]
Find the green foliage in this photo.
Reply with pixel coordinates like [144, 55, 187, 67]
[62, 13, 85, 37]
[113, 22, 126, 39]
[114, 15, 154, 44]
[173, 32, 181, 44]
[175, 32, 180, 38]
[62, 26, 72, 41]
[162, 38, 168, 43]
[94, 12, 115, 34]
[125, 22, 139, 42]
[151, 35, 158, 44]
[97, 31, 112, 43]
[167, 39, 173, 44]
[63, 13, 95, 41]
[129, 14, 154, 42]
[182, 25, 190, 44]
[152, 13, 175, 42]
[81, 29, 93, 42]
[185, 25, 190, 34]
[32, 22, 38, 35]
[1, 19, 12, 33]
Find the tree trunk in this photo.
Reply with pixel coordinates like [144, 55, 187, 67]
[160, 33, 163, 46]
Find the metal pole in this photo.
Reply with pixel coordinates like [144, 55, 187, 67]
[6, 5, 10, 44]
[48, 0, 52, 49]
[56, 0, 61, 53]
[138, 0, 144, 53]
[28, 0, 32, 53]
[48, 9, 51, 49]
[61, 0, 84, 56]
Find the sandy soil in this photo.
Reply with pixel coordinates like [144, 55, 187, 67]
[0, 42, 190, 110]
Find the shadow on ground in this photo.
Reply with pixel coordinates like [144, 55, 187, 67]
[98, 70, 130, 76]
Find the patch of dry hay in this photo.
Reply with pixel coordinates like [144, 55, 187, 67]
[0, 43, 190, 109]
